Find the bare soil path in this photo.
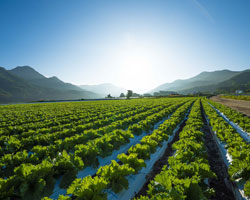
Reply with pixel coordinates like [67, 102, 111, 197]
[210, 96, 250, 116]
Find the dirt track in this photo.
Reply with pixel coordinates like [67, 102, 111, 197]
[210, 96, 250, 116]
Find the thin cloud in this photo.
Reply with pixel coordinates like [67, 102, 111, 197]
[191, 0, 215, 24]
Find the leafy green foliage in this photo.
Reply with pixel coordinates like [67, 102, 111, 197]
[128, 144, 151, 160]
[208, 100, 250, 133]
[138, 99, 216, 199]
[140, 136, 158, 153]
[14, 160, 55, 199]
[228, 157, 250, 180]
[244, 180, 250, 197]
[75, 143, 99, 167]
[0, 176, 16, 199]
[128, 124, 143, 135]
[203, 100, 250, 184]
[97, 160, 135, 193]
[67, 176, 108, 200]
[117, 153, 146, 174]
[0, 97, 195, 199]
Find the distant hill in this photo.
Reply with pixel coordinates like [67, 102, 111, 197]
[0, 67, 41, 102]
[150, 69, 243, 94]
[80, 83, 127, 97]
[1, 65, 249, 103]
[9, 67, 83, 92]
[176, 69, 250, 94]
[216, 69, 250, 93]
[0, 66, 101, 103]
[9, 66, 45, 80]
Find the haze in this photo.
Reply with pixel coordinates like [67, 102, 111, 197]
[1, 0, 250, 92]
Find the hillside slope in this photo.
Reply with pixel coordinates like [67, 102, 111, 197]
[178, 69, 250, 94]
[150, 70, 240, 93]
[0, 66, 100, 103]
[9, 66, 45, 80]
[0, 67, 41, 102]
[9, 66, 83, 92]
[216, 69, 250, 92]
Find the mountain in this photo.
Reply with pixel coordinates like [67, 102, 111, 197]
[216, 69, 250, 92]
[150, 70, 241, 94]
[0, 67, 41, 102]
[176, 69, 250, 94]
[9, 67, 83, 92]
[2, 66, 249, 103]
[8, 66, 46, 80]
[0, 66, 101, 103]
[80, 83, 127, 97]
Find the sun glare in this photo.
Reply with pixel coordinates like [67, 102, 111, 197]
[113, 33, 160, 90]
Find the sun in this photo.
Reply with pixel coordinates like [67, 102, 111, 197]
[113, 34, 158, 90]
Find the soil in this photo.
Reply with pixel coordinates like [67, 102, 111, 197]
[201, 103, 235, 200]
[210, 96, 250, 116]
[134, 112, 189, 198]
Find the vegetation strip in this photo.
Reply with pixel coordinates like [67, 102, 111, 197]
[0, 101, 171, 154]
[0, 98, 194, 200]
[135, 103, 191, 197]
[106, 101, 193, 200]
[4, 97, 249, 200]
[221, 95, 250, 101]
[201, 102, 235, 200]
[47, 100, 194, 199]
[0, 100, 181, 179]
[134, 99, 216, 200]
[202, 99, 250, 199]
[50, 103, 179, 198]
[208, 100, 250, 133]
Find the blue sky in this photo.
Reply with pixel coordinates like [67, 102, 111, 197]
[0, 0, 250, 92]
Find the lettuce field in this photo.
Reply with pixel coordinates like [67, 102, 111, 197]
[0, 97, 250, 200]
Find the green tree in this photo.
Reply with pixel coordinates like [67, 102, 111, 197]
[120, 93, 125, 97]
[106, 94, 112, 98]
[126, 90, 133, 99]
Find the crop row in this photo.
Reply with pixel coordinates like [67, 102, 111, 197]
[0, 100, 179, 157]
[221, 95, 250, 101]
[0, 100, 167, 135]
[136, 99, 215, 199]
[0, 101, 169, 155]
[202, 99, 250, 198]
[0, 101, 111, 127]
[208, 100, 250, 133]
[0, 99, 185, 180]
[47, 99, 194, 200]
[0, 98, 194, 200]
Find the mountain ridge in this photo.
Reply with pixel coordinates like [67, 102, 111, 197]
[149, 69, 242, 94]
[9, 66, 46, 80]
[0, 66, 101, 103]
[1, 66, 249, 103]
[9, 66, 84, 92]
[172, 69, 250, 94]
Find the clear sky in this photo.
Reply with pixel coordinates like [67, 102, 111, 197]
[1, 0, 250, 92]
